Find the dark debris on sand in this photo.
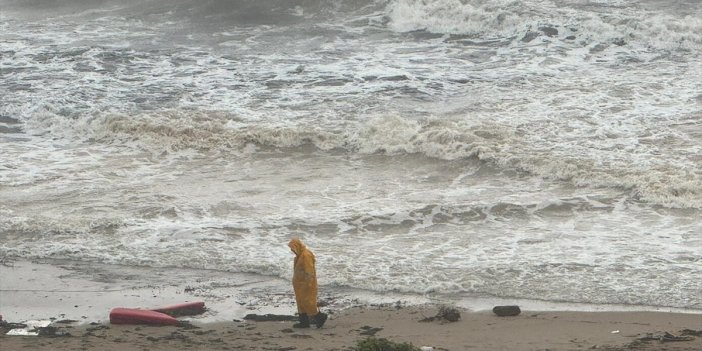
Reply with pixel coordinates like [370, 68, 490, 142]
[243, 314, 297, 322]
[0, 319, 73, 338]
[358, 325, 384, 336]
[595, 330, 700, 350]
[419, 306, 461, 323]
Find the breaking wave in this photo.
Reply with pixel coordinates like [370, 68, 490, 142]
[13, 107, 696, 209]
[385, 0, 702, 51]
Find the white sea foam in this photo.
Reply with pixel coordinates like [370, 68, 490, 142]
[5, 99, 702, 210]
[386, 0, 702, 51]
[2, 182, 700, 307]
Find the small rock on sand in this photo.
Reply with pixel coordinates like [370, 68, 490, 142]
[492, 305, 521, 317]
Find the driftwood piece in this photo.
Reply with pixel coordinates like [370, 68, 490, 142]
[638, 332, 695, 343]
[681, 329, 702, 337]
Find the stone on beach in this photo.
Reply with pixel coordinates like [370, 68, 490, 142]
[492, 305, 521, 317]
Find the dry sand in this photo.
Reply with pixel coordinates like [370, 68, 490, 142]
[1, 260, 701, 350]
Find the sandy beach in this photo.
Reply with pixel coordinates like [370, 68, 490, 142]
[2, 306, 702, 351]
[1, 260, 701, 350]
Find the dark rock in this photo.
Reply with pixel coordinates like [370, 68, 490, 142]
[565, 35, 576, 40]
[493, 305, 521, 317]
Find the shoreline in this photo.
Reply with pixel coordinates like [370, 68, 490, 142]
[1, 259, 701, 350]
[1, 259, 699, 323]
[2, 259, 701, 323]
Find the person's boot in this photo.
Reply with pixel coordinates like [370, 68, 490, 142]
[293, 314, 310, 328]
[313, 312, 327, 328]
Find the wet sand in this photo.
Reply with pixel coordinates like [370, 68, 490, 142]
[1, 260, 701, 350]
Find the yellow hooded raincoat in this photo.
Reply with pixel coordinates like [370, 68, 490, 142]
[288, 238, 319, 316]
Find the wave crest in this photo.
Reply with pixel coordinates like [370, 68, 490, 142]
[385, 0, 702, 51]
[92, 110, 702, 208]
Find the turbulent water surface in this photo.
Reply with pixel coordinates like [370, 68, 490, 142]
[1, 0, 701, 309]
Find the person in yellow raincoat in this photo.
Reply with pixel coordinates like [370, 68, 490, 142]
[288, 238, 327, 328]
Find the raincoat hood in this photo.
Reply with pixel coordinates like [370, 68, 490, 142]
[288, 238, 305, 256]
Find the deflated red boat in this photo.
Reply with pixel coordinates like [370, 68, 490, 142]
[109, 308, 179, 326]
[109, 301, 206, 325]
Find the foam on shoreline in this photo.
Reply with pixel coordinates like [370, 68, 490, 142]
[1, 259, 699, 325]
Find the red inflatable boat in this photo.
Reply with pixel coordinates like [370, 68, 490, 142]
[109, 308, 179, 326]
[109, 301, 206, 325]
